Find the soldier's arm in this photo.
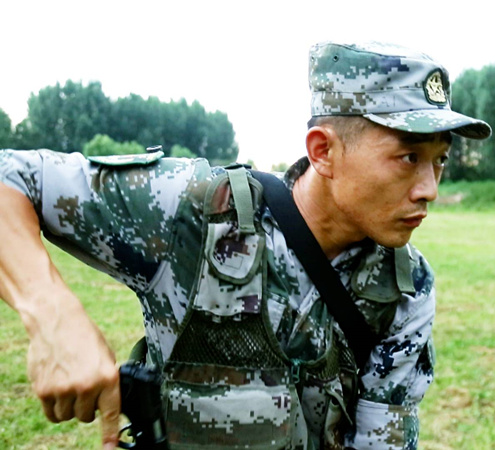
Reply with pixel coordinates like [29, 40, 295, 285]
[346, 247, 436, 449]
[0, 147, 200, 448]
[0, 181, 120, 449]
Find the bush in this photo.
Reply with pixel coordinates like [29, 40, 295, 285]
[83, 134, 145, 157]
[170, 144, 195, 158]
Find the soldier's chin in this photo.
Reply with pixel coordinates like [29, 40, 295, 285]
[373, 232, 413, 249]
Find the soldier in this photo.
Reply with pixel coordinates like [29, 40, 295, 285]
[0, 41, 491, 449]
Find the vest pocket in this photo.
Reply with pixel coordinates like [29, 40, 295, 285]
[162, 364, 299, 449]
[301, 374, 350, 449]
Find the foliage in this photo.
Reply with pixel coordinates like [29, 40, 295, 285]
[1, 81, 238, 165]
[82, 134, 145, 157]
[11, 118, 42, 150]
[0, 108, 12, 148]
[0, 240, 144, 449]
[202, 109, 238, 165]
[448, 65, 495, 180]
[170, 144, 195, 159]
[434, 180, 495, 211]
[23, 80, 111, 153]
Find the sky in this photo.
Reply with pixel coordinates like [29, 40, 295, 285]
[1, 0, 494, 170]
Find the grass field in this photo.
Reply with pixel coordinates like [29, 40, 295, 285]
[412, 211, 495, 450]
[0, 209, 494, 449]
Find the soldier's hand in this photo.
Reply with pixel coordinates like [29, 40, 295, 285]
[0, 185, 121, 449]
[26, 297, 120, 450]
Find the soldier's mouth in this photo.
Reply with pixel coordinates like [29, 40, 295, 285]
[401, 214, 426, 228]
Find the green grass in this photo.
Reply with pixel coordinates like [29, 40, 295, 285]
[1, 207, 494, 448]
[412, 211, 495, 450]
[0, 242, 144, 449]
[434, 180, 495, 211]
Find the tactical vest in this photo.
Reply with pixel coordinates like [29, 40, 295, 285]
[86, 154, 414, 449]
[161, 165, 359, 450]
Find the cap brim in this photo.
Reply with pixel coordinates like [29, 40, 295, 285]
[364, 109, 492, 140]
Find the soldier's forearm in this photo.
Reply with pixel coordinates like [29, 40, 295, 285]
[0, 183, 74, 327]
[0, 182, 121, 448]
[0, 183, 52, 312]
[0, 182, 99, 343]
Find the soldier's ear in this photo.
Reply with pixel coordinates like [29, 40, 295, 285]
[306, 126, 340, 178]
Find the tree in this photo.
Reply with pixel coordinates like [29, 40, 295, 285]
[26, 80, 111, 152]
[13, 79, 239, 164]
[108, 96, 238, 164]
[108, 95, 165, 148]
[0, 109, 12, 148]
[474, 65, 495, 177]
[204, 110, 239, 165]
[10, 118, 42, 150]
[180, 100, 209, 157]
[83, 134, 145, 157]
[447, 65, 495, 180]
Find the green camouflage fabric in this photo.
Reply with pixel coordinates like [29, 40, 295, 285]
[309, 41, 492, 139]
[0, 150, 436, 449]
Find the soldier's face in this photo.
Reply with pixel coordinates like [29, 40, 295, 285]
[329, 125, 450, 248]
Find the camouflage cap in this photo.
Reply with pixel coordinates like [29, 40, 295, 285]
[309, 41, 492, 139]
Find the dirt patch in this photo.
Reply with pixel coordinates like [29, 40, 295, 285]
[439, 386, 473, 409]
[421, 442, 454, 450]
[19, 432, 79, 450]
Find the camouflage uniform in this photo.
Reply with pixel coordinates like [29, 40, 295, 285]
[0, 149, 435, 449]
[1, 40, 491, 449]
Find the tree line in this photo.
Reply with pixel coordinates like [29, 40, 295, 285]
[1, 65, 495, 179]
[448, 65, 495, 180]
[0, 80, 238, 165]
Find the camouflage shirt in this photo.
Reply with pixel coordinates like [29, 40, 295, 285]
[0, 149, 436, 449]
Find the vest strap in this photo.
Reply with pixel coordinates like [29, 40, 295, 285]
[394, 245, 416, 294]
[227, 167, 256, 234]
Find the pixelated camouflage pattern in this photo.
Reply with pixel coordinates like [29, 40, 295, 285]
[309, 41, 491, 139]
[0, 149, 436, 449]
[163, 364, 301, 448]
[190, 170, 267, 317]
[352, 400, 419, 449]
[162, 167, 310, 448]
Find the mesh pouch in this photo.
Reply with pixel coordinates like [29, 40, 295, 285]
[170, 310, 287, 369]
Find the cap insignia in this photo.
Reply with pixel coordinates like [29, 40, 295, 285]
[425, 71, 447, 104]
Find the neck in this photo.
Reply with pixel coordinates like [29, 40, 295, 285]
[292, 167, 364, 259]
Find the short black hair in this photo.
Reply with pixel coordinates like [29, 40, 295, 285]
[308, 115, 453, 148]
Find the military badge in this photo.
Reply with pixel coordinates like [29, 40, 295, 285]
[424, 70, 447, 105]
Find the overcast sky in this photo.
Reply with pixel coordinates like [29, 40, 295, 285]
[1, 0, 494, 169]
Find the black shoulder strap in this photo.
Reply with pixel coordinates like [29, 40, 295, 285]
[250, 170, 377, 369]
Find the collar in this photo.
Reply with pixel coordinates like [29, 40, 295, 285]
[283, 156, 311, 192]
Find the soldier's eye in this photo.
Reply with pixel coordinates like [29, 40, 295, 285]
[402, 153, 418, 164]
[435, 155, 449, 167]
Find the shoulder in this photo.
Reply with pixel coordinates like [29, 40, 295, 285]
[351, 242, 434, 301]
[407, 243, 435, 296]
[87, 153, 213, 190]
[346, 242, 434, 335]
